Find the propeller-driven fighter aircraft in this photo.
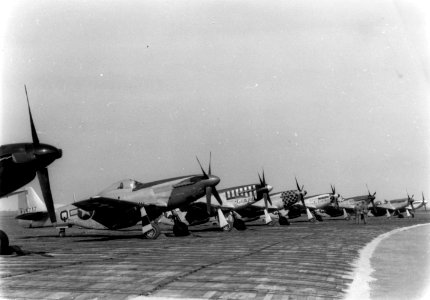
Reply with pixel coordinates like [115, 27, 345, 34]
[16, 157, 221, 239]
[237, 177, 307, 225]
[161, 171, 273, 231]
[289, 185, 341, 222]
[0, 86, 62, 254]
[322, 186, 377, 220]
[370, 193, 416, 218]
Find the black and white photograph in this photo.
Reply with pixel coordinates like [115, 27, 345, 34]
[1, 0, 429, 299]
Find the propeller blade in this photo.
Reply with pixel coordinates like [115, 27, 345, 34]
[371, 198, 377, 215]
[263, 193, 269, 210]
[208, 152, 212, 176]
[212, 187, 223, 205]
[25, 85, 40, 145]
[258, 172, 263, 185]
[267, 193, 272, 206]
[196, 156, 208, 179]
[366, 184, 371, 195]
[295, 177, 300, 191]
[37, 168, 57, 225]
[262, 170, 266, 186]
[206, 186, 212, 214]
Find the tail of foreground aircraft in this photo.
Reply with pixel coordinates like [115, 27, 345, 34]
[15, 187, 51, 227]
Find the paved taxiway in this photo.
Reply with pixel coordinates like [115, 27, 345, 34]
[1, 212, 429, 300]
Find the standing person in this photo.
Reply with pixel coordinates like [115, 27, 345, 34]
[354, 200, 368, 224]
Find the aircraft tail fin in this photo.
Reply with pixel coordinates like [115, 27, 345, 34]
[17, 187, 48, 219]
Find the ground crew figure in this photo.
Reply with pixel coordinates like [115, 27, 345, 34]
[354, 200, 368, 224]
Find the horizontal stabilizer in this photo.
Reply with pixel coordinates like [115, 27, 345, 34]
[16, 211, 49, 221]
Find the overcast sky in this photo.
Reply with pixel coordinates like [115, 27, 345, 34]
[1, 0, 429, 210]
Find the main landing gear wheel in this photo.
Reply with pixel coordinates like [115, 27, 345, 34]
[398, 214, 404, 219]
[144, 223, 161, 240]
[309, 218, 316, 223]
[278, 216, 290, 226]
[233, 219, 247, 231]
[173, 221, 190, 237]
[0, 230, 10, 255]
[315, 215, 323, 222]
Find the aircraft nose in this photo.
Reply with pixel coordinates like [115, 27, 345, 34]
[207, 175, 220, 186]
[35, 144, 62, 159]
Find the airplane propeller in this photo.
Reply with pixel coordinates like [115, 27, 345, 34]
[295, 177, 307, 209]
[25, 85, 60, 225]
[330, 184, 339, 209]
[423, 192, 427, 211]
[196, 153, 222, 214]
[258, 170, 272, 210]
[366, 184, 377, 215]
[407, 193, 415, 214]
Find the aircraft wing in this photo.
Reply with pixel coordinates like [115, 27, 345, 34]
[73, 196, 139, 212]
[73, 197, 143, 230]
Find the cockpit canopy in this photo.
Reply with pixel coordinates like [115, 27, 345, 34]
[99, 179, 142, 194]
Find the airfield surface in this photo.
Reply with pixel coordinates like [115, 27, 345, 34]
[1, 212, 429, 300]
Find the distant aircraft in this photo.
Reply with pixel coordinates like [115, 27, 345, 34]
[0, 86, 62, 254]
[161, 171, 273, 231]
[17, 157, 222, 239]
[322, 187, 377, 220]
[370, 193, 415, 218]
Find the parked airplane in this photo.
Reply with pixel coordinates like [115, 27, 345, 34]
[161, 171, 273, 231]
[290, 185, 341, 222]
[370, 193, 415, 218]
[236, 177, 307, 225]
[16, 157, 222, 239]
[0, 86, 62, 254]
[321, 187, 377, 220]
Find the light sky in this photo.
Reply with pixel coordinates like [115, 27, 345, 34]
[1, 0, 429, 210]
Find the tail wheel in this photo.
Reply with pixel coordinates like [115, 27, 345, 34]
[144, 223, 161, 239]
[173, 221, 190, 237]
[233, 219, 247, 230]
[0, 230, 10, 255]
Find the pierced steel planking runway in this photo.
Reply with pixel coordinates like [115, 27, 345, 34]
[1, 212, 429, 300]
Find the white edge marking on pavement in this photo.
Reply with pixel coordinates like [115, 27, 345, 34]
[344, 223, 430, 300]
